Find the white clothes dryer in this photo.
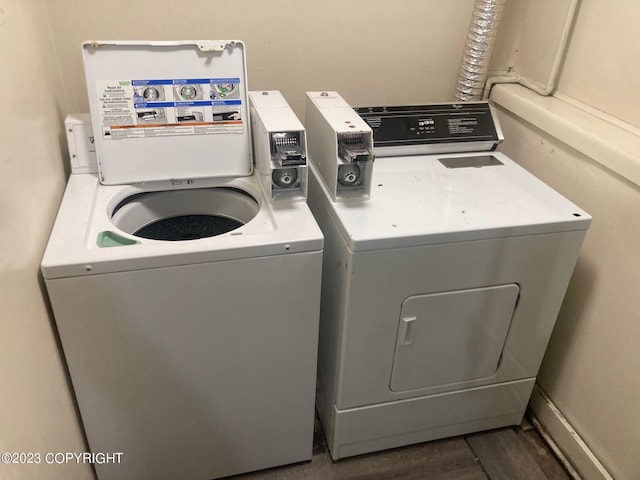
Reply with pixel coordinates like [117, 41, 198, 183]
[305, 93, 591, 460]
[41, 41, 323, 480]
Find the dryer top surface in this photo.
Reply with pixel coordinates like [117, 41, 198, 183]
[314, 151, 591, 251]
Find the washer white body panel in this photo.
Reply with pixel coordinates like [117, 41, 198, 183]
[43, 172, 323, 480]
[43, 41, 324, 480]
[308, 151, 590, 459]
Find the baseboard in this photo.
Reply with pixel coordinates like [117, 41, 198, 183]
[529, 385, 613, 480]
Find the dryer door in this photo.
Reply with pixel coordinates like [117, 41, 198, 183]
[390, 284, 519, 392]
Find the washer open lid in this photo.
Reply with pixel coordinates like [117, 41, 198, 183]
[82, 40, 252, 185]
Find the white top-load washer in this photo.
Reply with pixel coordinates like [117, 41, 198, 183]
[41, 41, 323, 480]
[305, 92, 591, 460]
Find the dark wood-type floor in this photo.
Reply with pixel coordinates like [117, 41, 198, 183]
[234, 415, 571, 480]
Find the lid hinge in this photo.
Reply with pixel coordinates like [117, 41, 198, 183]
[197, 41, 234, 52]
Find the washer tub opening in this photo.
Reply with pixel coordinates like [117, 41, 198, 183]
[110, 187, 259, 241]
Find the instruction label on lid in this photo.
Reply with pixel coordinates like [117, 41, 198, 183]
[97, 77, 244, 140]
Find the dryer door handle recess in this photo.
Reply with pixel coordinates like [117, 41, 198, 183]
[397, 316, 417, 346]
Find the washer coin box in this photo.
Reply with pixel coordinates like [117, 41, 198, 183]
[249, 90, 308, 203]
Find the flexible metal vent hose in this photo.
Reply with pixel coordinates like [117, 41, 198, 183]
[455, 0, 506, 101]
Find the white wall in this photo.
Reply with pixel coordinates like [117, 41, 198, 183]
[491, 0, 640, 130]
[557, 0, 640, 129]
[537, 1, 640, 473]
[45, 0, 475, 118]
[494, 90, 640, 479]
[0, 1, 92, 479]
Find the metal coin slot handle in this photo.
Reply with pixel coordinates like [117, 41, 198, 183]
[271, 132, 306, 166]
[338, 134, 375, 164]
[272, 168, 299, 188]
[110, 188, 259, 241]
[338, 164, 361, 187]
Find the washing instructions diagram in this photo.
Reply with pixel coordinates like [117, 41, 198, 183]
[98, 78, 244, 140]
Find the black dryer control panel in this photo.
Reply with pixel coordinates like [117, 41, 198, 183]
[354, 102, 500, 149]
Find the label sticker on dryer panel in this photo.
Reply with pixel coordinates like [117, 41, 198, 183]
[96, 78, 244, 140]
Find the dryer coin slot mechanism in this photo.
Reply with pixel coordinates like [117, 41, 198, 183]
[305, 91, 374, 200]
[337, 164, 361, 187]
[336, 133, 374, 190]
[338, 134, 374, 164]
